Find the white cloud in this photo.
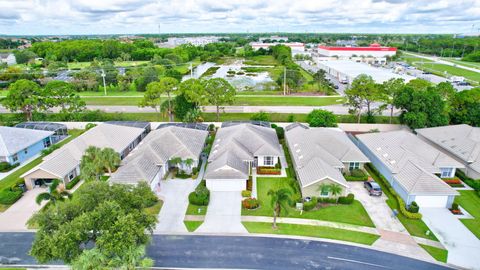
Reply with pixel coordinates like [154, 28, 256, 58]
[0, 0, 479, 34]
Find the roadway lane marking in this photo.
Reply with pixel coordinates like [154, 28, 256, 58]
[327, 256, 391, 269]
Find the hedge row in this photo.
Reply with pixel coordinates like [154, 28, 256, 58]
[0, 189, 23, 205]
[302, 193, 355, 211]
[344, 175, 369, 181]
[0, 162, 19, 173]
[456, 170, 480, 193]
[66, 176, 81, 190]
[366, 164, 422, 219]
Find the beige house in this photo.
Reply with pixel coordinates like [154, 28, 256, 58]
[22, 123, 145, 189]
[285, 123, 370, 198]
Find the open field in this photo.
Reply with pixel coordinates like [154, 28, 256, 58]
[441, 58, 480, 69]
[243, 222, 380, 245]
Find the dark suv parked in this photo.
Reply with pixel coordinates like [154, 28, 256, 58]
[364, 181, 382, 196]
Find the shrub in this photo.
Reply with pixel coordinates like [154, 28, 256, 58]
[188, 181, 210, 206]
[247, 176, 253, 191]
[303, 197, 318, 211]
[0, 162, 19, 173]
[275, 157, 282, 169]
[351, 169, 366, 178]
[192, 167, 199, 175]
[317, 197, 336, 204]
[287, 114, 295, 122]
[66, 176, 81, 190]
[41, 144, 60, 157]
[271, 124, 278, 128]
[242, 198, 259, 209]
[85, 123, 97, 130]
[338, 193, 355, 204]
[443, 178, 462, 185]
[451, 202, 459, 210]
[408, 201, 419, 213]
[0, 189, 23, 205]
[306, 109, 337, 127]
[456, 170, 480, 192]
[241, 190, 252, 197]
[250, 111, 270, 122]
[208, 124, 215, 131]
[275, 126, 285, 140]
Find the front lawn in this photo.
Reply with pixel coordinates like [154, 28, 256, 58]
[185, 203, 208, 216]
[419, 244, 448, 263]
[143, 200, 163, 217]
[243, 177, 375, 227]
[455, 190, 480, 239]
[365, 166, 438, 241]
[184, 221, 203, 232]
[243, 222, 380, 245]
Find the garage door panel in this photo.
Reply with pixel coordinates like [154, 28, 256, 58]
[206, 179, 246, 192]
[415, 196, 448, 208]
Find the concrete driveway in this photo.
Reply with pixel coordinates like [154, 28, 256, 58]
[0, 188, 47, 232]
[349, 182, 406, 233]
[196, 191, 247, 233]
[421, 208, 480, 270]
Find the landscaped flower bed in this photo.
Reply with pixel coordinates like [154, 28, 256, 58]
[443, 177, 464, 187]
[242, 197, 259, 209]
[257, 167, 281, 175]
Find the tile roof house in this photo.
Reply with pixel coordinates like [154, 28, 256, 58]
[110, 126, 208, 190]
[22, 123, 145, 189]
[356, 130, 462, 208]
[0, 126, 53, 165]
[285, 123, 369, 198]
[416, 124, 480, 180]
[204, 123, 281, 191]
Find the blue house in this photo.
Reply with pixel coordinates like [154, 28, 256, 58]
[0, 126, 54, 165]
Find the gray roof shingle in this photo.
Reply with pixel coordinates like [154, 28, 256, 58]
[0, 126, 53, 157]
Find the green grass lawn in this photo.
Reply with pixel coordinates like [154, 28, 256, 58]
[441, 58, 480, 69]
[416, 62, 480, 83]
[144, 200, 163, 217]
[184, 220, 203, 232]
[365, 165, 438, 241]
[0, 129, 84, 211]
[243, 177, 375, 227]
[81, 95, 344, 106]
[243, 222, 380, 245]
[455, 190, 480, 239]
[419, 244, 448, 263]
[244, 55, 280, 66]
[185, 203, 208, 216]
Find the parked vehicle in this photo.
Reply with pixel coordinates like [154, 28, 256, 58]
[364, 181, 382, 196]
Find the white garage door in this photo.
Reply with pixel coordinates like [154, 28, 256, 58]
[206, 179, 246, 192]
[415, 196, 449, 208]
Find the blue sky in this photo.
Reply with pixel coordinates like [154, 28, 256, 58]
[1, 0, 479, 35]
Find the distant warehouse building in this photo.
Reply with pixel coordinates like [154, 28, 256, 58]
[317, 60, 415, 84]
[250, 42, 305, 55]
[317, 43, 397, 58]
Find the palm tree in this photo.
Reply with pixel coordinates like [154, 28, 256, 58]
[80, 146, 103, 181]
[267, 188, 292, 229]
[36, 179, 71, 205]
[100, 148, 121, 174]
[169, 157, 182, 169]
[329, 184, 343, 204]
[184, 158, 194, 171]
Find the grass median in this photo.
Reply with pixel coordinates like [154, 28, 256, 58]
[243, 222, 380, 245]
[455, 190, 480, 239]
[419, 244, 448, 263]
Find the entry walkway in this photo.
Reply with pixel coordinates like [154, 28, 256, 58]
[421, 208, 480, 270]
[196, 191, 247, 233]
[0, 188, 46, 231]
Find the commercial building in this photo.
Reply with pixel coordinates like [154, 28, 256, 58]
[356, 130, 462, 208]
[22, 123, 145, 189]
[250, 42, 305, 55]
[160, 36, 221, 47]
[416, 124, 480, 180]
[285, 123, 369, 198]
[204, 123, 281, 192]
[0, 126, 53, 165]
[317, 43, 397, 58]
[317, 60, 414, 84]
[110, 126, 208, 190]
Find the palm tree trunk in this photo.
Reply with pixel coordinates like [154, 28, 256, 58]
[390, 105, 394, 124]
[272, 209, 277, 229]
[216, 105, 220, 122]
[357, 109, 361, 124]
[168, 92, 173, 122]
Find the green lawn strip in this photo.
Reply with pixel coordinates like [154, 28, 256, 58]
[419, 244, 448, 263]
[184, 220, 203, 232]
[144, 200, 163, 217]
[243, 177, 375, 227]
[455, 190, 480, 239]
[243, 222, 379, 245]
[0, 129, 84, 211]
[185, 203, 208, 216]
[365, 166, 438, 241]
[415, 63, 480, 83]
[441, 58, 480, 69]
[244, 55, 280, 66]
[81, 95, 344, 106]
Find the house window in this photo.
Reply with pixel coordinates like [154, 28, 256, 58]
[264, 156, 274, 166]
[12, 154, 18, 162]
[349, 162, 360, 171]
[24, 148, 28, 154]
[68, 171, 75, 180]
[43, 138, 51, 148]
[440, 167, 454, 178]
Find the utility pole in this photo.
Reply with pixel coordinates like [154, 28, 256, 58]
[101, 69, 107, 96]
[283, 67, 287, 96]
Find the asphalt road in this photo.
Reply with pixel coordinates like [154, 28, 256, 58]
[0, 233, 449, 269]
